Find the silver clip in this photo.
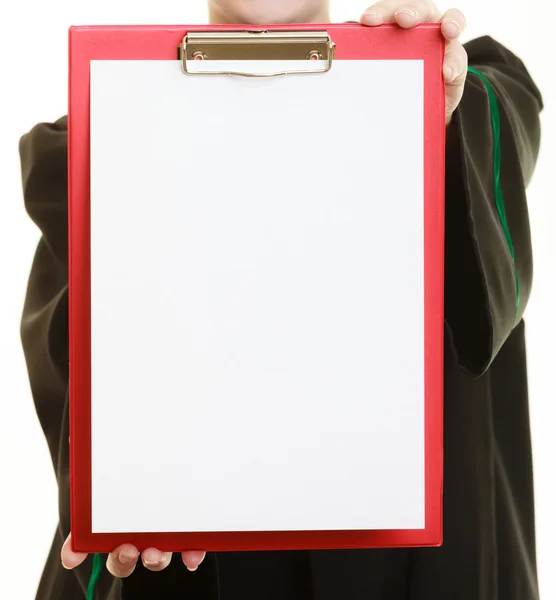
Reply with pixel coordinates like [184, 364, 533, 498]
[179, 30, 335, 77]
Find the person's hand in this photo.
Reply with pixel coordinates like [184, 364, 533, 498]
[61, 533, 206, 577]
[360, 1, 468, 125]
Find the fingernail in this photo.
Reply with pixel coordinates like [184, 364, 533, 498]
[395, 8, 417, 19]
[119, 550, 137, 564]
[143, 558, 161, 566]
[361, 11, 383, 24]
[187, 566, 198, 572]
[444, 18, 461, 30]
[443, 19, 461, 36]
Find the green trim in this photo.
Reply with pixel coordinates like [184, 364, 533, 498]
[86, 553, 103, 600]
[467, 66, 520, 320]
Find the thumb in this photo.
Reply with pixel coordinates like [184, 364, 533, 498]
[61, 533, 88, 569]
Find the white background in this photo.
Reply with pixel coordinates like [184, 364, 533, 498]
[0, 1, 553, 598]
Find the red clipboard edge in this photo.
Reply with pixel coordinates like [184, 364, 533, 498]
[68, 22, 445, 553]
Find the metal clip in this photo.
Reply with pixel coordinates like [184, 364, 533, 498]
[179, 30, 335, 77]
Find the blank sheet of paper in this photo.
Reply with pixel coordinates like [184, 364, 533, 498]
[90, 59, 424, 533]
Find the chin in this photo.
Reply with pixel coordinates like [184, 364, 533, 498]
[217, 0, 318, 24]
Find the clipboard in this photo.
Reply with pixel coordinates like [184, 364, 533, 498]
[68, 23, 445, 554]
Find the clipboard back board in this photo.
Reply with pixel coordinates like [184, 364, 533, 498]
[68, 23, 445, 553]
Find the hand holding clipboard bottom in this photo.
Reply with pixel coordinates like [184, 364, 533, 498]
[61, 0, 465, 579]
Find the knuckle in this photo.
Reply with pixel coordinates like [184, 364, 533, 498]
[455, 8, 467, 23]
[143, 561, 165, 572]
[409, 0, 425, 9]
[446, 7, 467, 25]
[106, 557, 120, 577]
[142, 551, 171, 572]
[396, 0, 422, 18]
[107, 554, 135, 579]
[453, 68, 467, 83]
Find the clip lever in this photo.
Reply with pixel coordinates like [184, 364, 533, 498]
[179, 31, 335, 77]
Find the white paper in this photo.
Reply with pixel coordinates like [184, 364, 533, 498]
[90, 58, 425, 533]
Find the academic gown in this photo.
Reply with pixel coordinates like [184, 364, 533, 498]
[19, 35, 543, 600]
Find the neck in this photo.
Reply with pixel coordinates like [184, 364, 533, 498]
[209, 4, 330, 25]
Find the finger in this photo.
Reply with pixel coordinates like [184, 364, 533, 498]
[61, 533, 88, 569]
[181, 550, 206, 572]
[361, 0, 442, 27]
[141, 548, 173, 572]
[441, 8, 467, 40]
[443, 40, 468, 86]
[106, 544, 140, 578]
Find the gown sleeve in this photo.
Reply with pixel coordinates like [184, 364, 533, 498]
[19, 117, 123, 600]
[444, 35, 543, 376]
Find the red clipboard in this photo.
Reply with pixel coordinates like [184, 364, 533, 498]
[69, 22, 445, 554]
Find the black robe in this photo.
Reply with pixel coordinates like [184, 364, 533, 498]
[19, 35, 543, 599]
